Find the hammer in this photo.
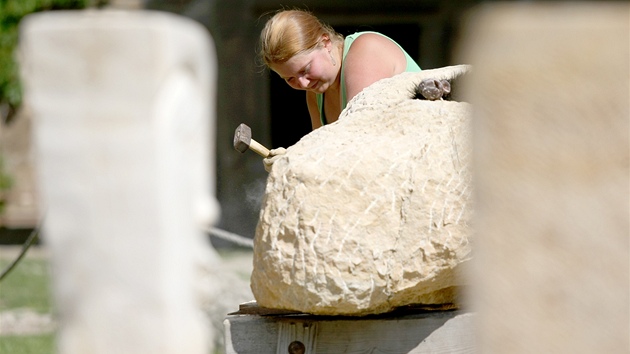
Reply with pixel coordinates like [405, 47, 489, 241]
[233, 123, 270, 158]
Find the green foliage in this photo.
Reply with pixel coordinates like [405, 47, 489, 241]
[0, 0, 95, 123]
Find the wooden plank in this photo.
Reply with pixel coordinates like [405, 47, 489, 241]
[230, 300, 458, 316]
[229, 300, 303, 316]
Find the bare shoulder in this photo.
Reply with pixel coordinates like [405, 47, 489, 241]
[343, 33, 407, 101]
[346, 33, 406, 65]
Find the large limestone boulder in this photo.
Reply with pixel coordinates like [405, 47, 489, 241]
[251, 65, 473, 316]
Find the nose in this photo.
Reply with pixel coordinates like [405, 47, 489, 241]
[297, 76, 310, 89]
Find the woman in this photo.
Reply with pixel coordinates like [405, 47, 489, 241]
[259, 9, 421, 171]
[259, 9, 422, 130]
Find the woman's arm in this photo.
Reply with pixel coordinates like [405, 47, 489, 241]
[306, 91, 322, 130]
[343, 33, 408, 102]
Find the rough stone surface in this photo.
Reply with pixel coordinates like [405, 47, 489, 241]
[251, 66, 473, 315]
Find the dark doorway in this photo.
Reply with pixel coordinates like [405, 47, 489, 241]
[269, 23, 422, 149]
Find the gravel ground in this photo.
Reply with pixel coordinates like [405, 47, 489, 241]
[0, 308, 56, 336]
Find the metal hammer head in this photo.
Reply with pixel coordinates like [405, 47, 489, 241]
[233, 123, 251, 153]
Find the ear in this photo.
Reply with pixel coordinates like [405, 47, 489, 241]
[320, 34, 332, 48]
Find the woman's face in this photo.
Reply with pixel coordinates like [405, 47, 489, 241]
[271, 42, 337, 94]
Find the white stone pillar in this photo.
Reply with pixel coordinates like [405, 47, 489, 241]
[20, 10, 220, 354]
[458, 3, 629, 353]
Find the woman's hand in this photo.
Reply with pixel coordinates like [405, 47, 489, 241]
[263, 148, 287, 172]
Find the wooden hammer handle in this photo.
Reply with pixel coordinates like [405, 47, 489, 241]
[249, 139, 270, 158]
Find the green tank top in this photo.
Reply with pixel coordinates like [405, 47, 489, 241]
[316, 31, 421, 126]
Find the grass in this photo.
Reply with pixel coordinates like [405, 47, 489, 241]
[0, 257, 53, 312]
[0, 250, 56, 354]
[0, 334, 56, 354]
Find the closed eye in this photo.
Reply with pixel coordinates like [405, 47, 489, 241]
[281, 62, 310, 85]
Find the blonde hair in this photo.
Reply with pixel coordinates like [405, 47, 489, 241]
[259, 9, 343, 67]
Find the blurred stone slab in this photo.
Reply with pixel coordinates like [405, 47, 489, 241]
[20, 10, 220, 354]
[252, 66, 473, 315]
[458, 2, 630, 353]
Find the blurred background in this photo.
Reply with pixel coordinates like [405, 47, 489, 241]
[0, 0, 482, 246]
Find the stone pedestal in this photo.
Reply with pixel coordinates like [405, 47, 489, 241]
[224, 302, 476, 354]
